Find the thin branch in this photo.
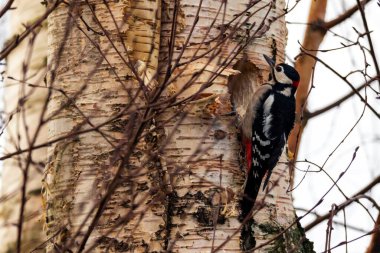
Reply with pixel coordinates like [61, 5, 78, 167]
[305, 175, 380, 231]
[0, 0, 14, 19]
[0, 0, 63, 60]
[324, 0, 372, 29]
[306, 75, 379, 119]
[300, 49, 380, 119]
[355, 0, 380, 90]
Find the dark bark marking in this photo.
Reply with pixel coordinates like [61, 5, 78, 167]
[214, 129, 227, 140]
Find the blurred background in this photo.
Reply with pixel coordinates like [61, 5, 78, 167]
[287, 0, 380, 251]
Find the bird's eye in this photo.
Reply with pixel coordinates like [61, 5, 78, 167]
[275, 66, 282, 72]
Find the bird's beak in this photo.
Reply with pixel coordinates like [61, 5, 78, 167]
[263, 54, 275, 68]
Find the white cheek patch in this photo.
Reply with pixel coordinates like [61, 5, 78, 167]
[279, 87, 292, 97]
[274, 71, 292, 85]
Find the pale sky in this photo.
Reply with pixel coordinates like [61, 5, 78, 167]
[286, 0, 380, 252]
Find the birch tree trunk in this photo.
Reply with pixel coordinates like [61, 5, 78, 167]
[44, 0, 313, 252]
[44, 0, 163, 251]
[157, 1, 313, 252]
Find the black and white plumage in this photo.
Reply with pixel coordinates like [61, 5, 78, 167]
[240, 55, 300, 218]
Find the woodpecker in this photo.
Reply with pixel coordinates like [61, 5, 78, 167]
[240, 55, 300, 218]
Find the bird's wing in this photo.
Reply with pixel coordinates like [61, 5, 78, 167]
[262, 133, 286, 189]
[241, 84, 272, 172]
[241, 84, 272, 139]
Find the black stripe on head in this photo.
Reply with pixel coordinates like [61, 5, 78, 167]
[279, 64, 300, 82]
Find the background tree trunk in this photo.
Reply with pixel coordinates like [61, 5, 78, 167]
[366, 213, 380, 253]
[0, 1, 47, 252]
[287, 0, 327, 157]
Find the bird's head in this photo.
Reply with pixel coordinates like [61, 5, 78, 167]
[264, 55, 300, 88]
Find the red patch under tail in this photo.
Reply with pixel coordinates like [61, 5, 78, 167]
[243, 136, 252, 173]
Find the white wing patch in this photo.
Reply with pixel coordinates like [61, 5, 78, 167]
[263, 95, 274, 138]
[241, 84, 272, 139]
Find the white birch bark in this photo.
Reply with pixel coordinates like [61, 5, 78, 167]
[44, 0, 164, 252]
[158, 0, 313, 252]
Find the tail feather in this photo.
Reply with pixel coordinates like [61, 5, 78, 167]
[241, 167, 265, 218]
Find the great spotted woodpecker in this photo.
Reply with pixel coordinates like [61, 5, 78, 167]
[240, 55, 300, 218]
